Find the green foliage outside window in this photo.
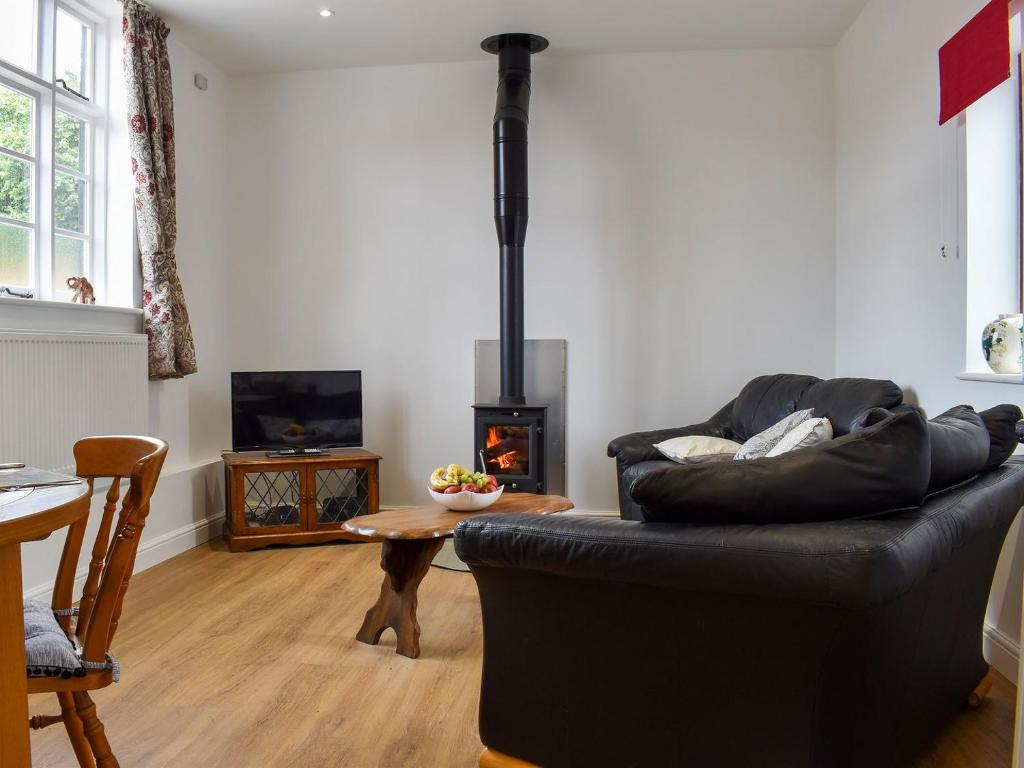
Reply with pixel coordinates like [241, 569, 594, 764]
[0, 82, 89, 286]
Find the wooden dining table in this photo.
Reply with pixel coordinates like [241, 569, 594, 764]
[0, 477, 90, 767]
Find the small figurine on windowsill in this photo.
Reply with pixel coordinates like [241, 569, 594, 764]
[66, 276, 96, 305]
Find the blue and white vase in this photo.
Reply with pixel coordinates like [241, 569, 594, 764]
[982, 314, 1024, 374]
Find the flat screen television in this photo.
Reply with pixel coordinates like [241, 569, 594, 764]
[231, 371, 362, 451]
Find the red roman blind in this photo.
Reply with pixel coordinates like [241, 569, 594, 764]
[939, 0, 1011, 125]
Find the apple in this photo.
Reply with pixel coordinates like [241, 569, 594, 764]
[461, 482, 478, 493]
[486, 474, 498, 486]
[484, 484, 498, 494]
[444, 485, 461, 495]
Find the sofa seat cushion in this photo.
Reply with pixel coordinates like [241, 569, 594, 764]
[631, 407, 930, 525]
[926, 406, 990, 494]
[24, 599, 84, 679]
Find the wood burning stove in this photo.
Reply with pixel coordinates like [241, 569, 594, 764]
[473, 404, 546, 493]
[474, 34, 551, 494]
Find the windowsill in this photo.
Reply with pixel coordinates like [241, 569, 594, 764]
[957, 371, 1024, 384]
[0, 296, 143, 334]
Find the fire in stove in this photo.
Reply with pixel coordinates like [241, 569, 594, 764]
[485, 425, 530, 475]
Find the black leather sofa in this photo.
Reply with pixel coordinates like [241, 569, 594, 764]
[454, 375, 1024, 768]
[608, 374, 904, 520]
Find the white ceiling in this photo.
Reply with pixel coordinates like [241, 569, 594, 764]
[145, 0, 870, 75]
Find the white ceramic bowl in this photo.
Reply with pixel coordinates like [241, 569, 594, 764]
[428, 485, 504, 511]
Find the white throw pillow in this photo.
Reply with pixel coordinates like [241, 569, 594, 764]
[734, 409, 814, 460]
[654, 435, 742, 464]
[765, 417, 833, 457]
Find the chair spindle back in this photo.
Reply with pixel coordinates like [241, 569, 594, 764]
[51, 436, 167, 666]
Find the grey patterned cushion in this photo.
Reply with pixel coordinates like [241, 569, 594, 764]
[734, 409, 814, 460]
[24, 599, 84, 679]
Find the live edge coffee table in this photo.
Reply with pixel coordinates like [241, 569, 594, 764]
[343, 493, 574, 659]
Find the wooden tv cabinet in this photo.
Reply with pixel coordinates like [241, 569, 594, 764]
[222, 448, 381, 552]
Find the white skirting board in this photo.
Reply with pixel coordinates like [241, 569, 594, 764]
[24, 513, 224, 602]
[22, 459, 224, 600]
[985, 622, 1020, 682]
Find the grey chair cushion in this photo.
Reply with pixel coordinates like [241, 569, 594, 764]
[24, 599, 84, 679]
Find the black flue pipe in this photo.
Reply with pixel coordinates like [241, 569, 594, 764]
[482, 33, 548, 406]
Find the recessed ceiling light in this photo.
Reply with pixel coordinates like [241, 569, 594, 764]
[319, 8, 335, 17]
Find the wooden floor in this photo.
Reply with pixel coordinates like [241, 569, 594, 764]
[28, 538, 1018, 768]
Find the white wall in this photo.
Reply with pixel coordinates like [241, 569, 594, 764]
[148, 36, 231, 471]
[22, 34, 230, 597]
[226, 48, 837, 510]
[836, 0, 1024, 678]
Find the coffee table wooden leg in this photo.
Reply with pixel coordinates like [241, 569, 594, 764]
[0, 542, 31, 767]
[356, 538, 445, 659]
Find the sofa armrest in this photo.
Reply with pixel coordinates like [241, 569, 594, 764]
[455, 462, 1024, 611]
[606, 398, 735, 465]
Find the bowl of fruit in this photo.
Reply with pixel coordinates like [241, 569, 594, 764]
[428, 464, 503, 511]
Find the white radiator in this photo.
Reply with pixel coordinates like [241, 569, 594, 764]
[0, 331, 149, 473]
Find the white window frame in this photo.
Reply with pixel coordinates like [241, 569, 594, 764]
[955, 7, 1024, 384]
[0, 0, 109, 303]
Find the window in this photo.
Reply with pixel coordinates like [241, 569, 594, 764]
[960, 10, 1024, 377]
[0, 0, 109, 303]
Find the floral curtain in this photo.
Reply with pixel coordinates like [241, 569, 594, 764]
[123, 0, 197, 379]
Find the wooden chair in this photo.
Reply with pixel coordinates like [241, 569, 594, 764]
[28, 436, 167, 768]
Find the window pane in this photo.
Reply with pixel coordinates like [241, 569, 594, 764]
[56, 8, 91, 99]
[0, 156, 32, 221]
[0, 85, 34, 156]
[55, 111, 85, 171]
[0, 223, 31, 287]
[54, 235, 85, 295]
[0, 0, 37, 73]
[55, 172, 85, 232]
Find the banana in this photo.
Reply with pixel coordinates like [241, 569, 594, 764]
[445, 463, 468, 481]
[430, 467, 452, 491]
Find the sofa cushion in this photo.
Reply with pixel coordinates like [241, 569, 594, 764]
[926, 406, 990, 494]
[765, 417, 833, 457]
[653, 435, 741, 463]
[630, 406, 930, 525]
[730, 374, 821, 442]
[794, 377, 903, 436]
[24, 599, 83, 679]
[978, 404, 1022, 473]
[734, 409, 814, 460]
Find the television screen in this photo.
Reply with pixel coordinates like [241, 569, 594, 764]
[231, 371, 362, 451]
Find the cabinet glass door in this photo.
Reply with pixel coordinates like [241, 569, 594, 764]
[313, 467, 370, 527]
[239, 470, 303, 530]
